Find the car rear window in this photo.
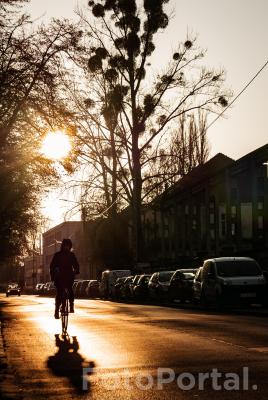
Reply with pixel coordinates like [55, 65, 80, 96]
[182, 273, 195, 280]
[159, 271, 174, 282]
[216, 260, 262, 277]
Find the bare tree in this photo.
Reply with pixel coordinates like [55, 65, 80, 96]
[61, 0, 230, 265]
[143, 110, 210, 201]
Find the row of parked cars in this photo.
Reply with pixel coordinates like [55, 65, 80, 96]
[34, 257, 268, 309]
[35, 279, 100, 299]
[99, 257, 268, 308]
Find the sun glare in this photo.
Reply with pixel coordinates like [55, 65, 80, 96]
[41, 130, 71, 160]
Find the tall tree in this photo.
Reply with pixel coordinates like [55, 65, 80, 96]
[143, 110, 210, 201]
[73, 0, 230, 265]
[0, 1, 81, 266]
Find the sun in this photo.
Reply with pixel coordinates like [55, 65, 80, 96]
[41, 130, 72, 160]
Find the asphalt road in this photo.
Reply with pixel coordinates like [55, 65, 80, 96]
[1, 294, 268, 399]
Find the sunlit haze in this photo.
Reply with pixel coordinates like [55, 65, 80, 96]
[41, 131, 71, 161]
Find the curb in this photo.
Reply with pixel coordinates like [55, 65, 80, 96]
[0, 317, 21, 399]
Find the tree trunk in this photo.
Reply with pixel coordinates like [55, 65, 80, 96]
[131, 133, 143, 267]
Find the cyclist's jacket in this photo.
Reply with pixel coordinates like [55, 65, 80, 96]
[50, 250, 80, 284]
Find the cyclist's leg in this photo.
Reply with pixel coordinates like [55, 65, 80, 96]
[55, 281, 62, 319]
[68, 280, 75, 313]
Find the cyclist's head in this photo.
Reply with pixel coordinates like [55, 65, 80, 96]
[61, 238, 72, 252]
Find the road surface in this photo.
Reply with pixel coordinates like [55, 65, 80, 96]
[1, 294, 268, 399]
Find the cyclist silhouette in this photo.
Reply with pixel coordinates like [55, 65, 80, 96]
[50, 238, 80, 319]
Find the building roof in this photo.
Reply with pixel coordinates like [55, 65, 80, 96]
[234, 142, 268, 165]
[158, 152, 234, 201]
[43, 220, 82, 236]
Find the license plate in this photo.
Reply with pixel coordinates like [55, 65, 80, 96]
[240, 292, 256, 298]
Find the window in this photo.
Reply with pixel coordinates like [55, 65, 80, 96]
[258, 216, 264, 230]
[209, 201, 215, 209]
[231, 223, 236, 236]
[241, 203, 253, 239]
[258, 177, 265, 192]
[219, 204, 226, 238]
[216, 260, 262, 277]
[231, 206, 236, 218]
[210, 229, 215, 239]
[210, 213, 215, 224]
[257, 201, 264, 211]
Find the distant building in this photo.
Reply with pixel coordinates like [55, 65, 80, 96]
[42, 221, 88, 281]
[23, 254, 43, 288]
[142, 143, 268, 269]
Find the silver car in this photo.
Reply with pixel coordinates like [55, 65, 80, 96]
[192, 257, 267, 307]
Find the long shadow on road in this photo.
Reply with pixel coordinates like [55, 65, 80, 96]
[47, 334, 95, 395]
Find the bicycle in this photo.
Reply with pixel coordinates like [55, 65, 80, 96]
[60, 287, 70, 336]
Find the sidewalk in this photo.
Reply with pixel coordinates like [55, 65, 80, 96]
[0, 317, 21, 399]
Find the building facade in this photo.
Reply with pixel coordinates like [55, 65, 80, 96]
[142, 144, 268, 269]
[23, 254, 43, 288]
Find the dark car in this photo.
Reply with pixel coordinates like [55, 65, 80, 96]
[168, 269, 197, 302]
[35, 283, 43, 294]
[86, 280, 100, 298]
[148, 271, 175, 301]
[120, 276, 134, 299]
[133, 275, 151, 300]
[129, 275, 142, 299]
[112, 277, 126, 300]
[47, 282, 56, 297]
[78, 280, 90, 298]
[6, 284, 21, 297]
[74, 280, 83, 298]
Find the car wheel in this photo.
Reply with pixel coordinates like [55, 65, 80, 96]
[18, 293, 21, 296]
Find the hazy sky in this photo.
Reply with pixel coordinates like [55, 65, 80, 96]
[24, 0, 268, 225]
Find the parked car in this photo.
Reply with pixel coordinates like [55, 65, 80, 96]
[77, 280, 90, 298]
[148, 271, 175, 301]
[120, 276, 134, 299]
[168, 269, 197, 302]
[42, 281, 54, 296]
[86, 280, 100, 298]
[74, 280, 84, 298]
[46, 282, 56, 297]
[99, 269, 131, 299]
[192, 257, 267, 307]
[192, 267, 203, 304]
[129, 275, 142, 299]
[37, 283, 46, 295]
[35, 283, 44, 294]
[111, 277, 126, 300]
[133, 274, 151, 301]
[6, 283, 21, 297]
